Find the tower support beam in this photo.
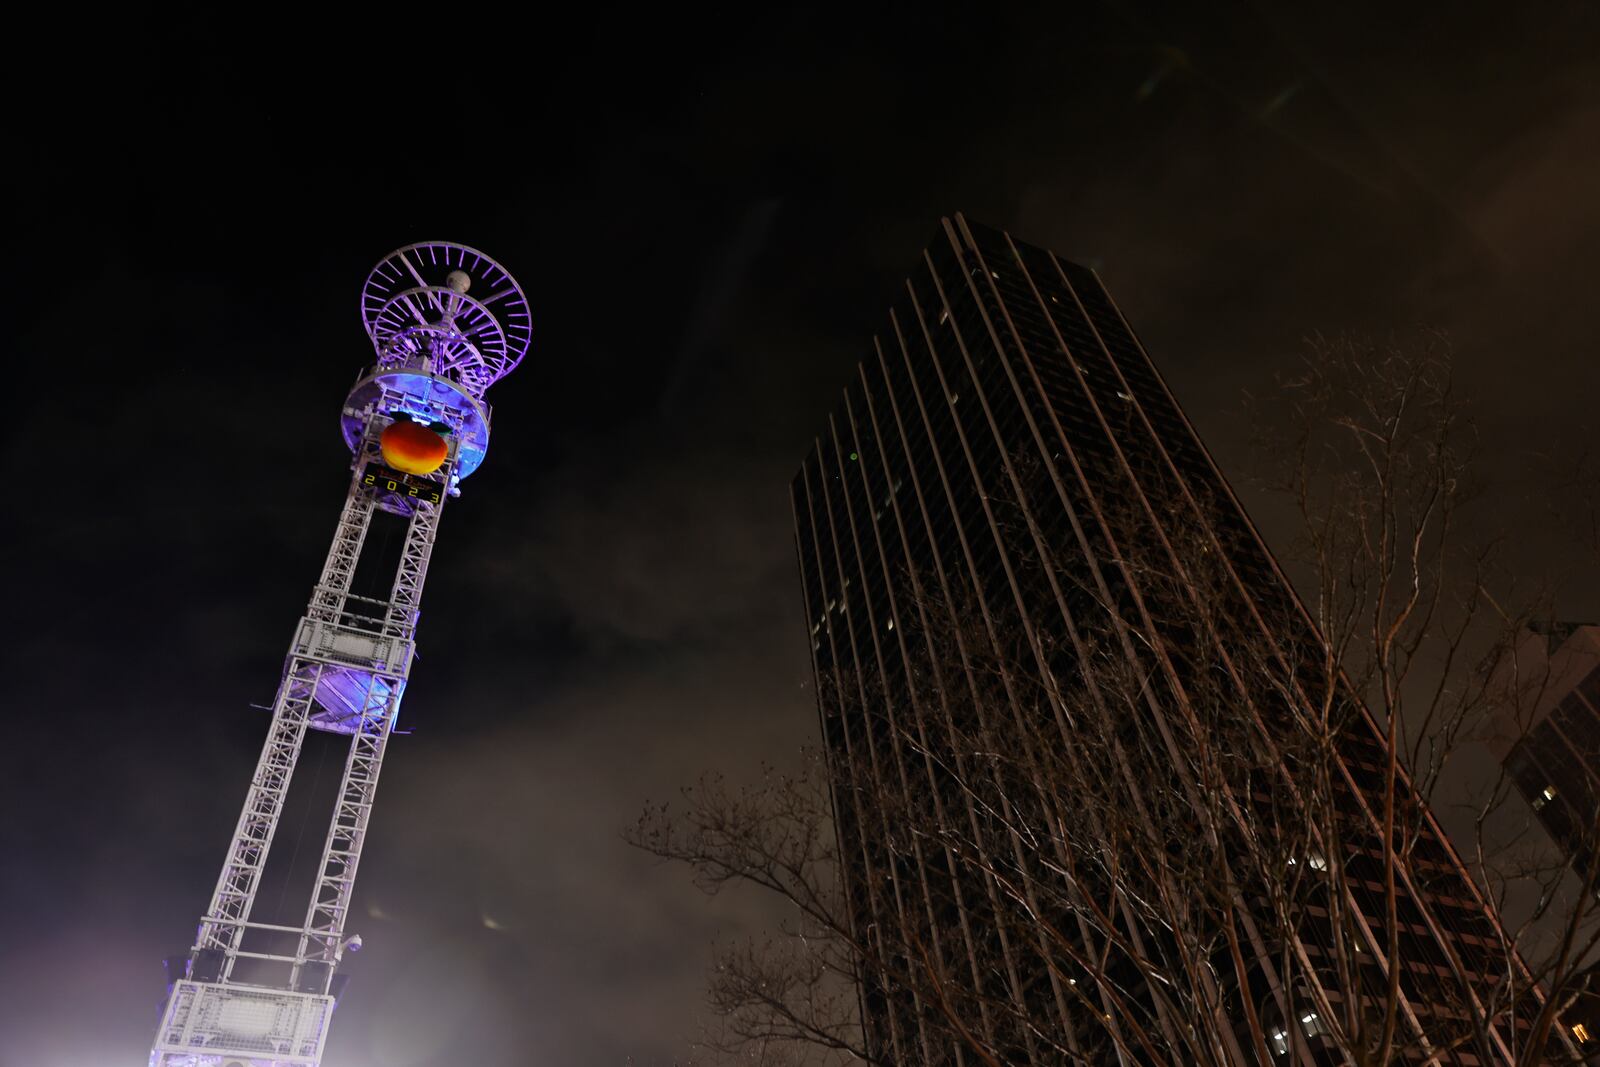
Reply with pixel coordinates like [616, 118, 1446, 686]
[151, 242, 530, 1067]
[295, 492, 447, 987]
[196, 466, 380, 970]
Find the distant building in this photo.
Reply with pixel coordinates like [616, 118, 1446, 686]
[791, 216, 1562, 1063]
[1484, 623, 1600, 1056]
[1488, 623, 1600, 878]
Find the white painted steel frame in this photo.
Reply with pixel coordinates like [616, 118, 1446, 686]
[161, 421, 453, 1067]
[150, 981, 334, 1067]
[197, 459, 379, 968]
[295, 485, 446, 979]
[155, 241, 524, 1067]
[194, 416, 451, 973]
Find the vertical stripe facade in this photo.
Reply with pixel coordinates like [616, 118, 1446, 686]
[791, 217, 1534, 1064]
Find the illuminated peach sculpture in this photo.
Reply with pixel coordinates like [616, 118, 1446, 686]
[380, 419, 448, 475]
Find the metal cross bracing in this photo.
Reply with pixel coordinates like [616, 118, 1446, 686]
[192, 417, 448, 984]
[153, 435, 450, 1067]
[196, 453, 381, 969]
[150, 242, 527, 1067]
[291, 677, 397, 984]
[295, 481, 448, 984]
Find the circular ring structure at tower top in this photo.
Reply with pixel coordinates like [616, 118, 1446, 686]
[360, 242, 531, 399]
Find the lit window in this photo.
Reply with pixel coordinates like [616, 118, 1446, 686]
[1534, 785, 1557, 811]
[1544, 785, 1558, 800]
[1301, 1012, 1329, 1038]
[1574, 1023, 1591, 1043]
[938, 308, 949, 325]
[1269, 1028, 1290, 1055]
[1308, 853, 1328, 871]
[886, 619, 895, 632]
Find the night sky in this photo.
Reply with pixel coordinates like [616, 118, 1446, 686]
[5, 6, 1599, 1065]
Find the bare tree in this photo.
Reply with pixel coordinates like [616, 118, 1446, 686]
[630, 335, 1597, 1065]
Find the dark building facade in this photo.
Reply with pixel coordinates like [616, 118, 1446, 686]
[1493, 624, 1600, 881]
[790, 217, 1566, 1064]
[1489, 623, 1600, 1059]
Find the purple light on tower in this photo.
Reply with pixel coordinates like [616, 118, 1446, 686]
[147, 243, 530, 1067]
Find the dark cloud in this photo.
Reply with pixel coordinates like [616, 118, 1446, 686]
[472, 445, 796, 648]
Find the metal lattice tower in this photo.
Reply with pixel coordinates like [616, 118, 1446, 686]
[150, 243, 530, 1067]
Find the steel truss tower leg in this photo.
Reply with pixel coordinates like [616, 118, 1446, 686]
[294, 495, 446, 984]
[198, 477, 379, 965]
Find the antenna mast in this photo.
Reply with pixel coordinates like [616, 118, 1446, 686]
[149, 243, 530, 1067]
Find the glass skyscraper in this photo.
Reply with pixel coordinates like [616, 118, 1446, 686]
[791, 216, 1561, 1064]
